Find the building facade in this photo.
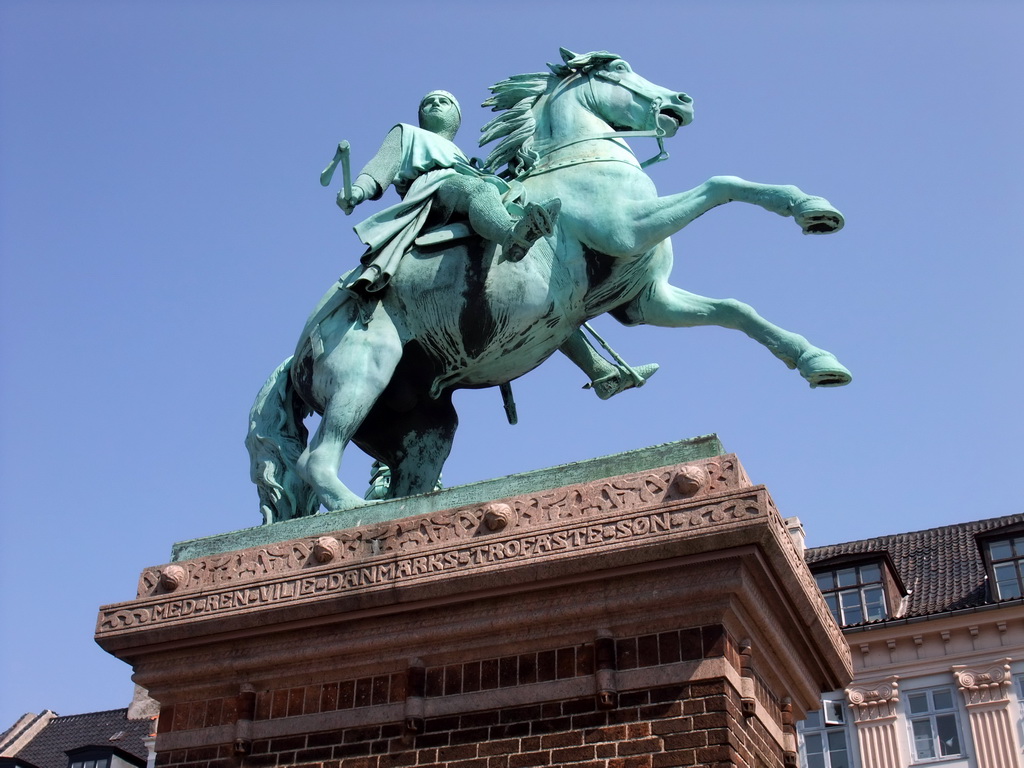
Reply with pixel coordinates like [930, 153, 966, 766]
[797, 513, 1024, 768]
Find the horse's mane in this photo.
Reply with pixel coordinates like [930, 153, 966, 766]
[479, 49, 621, 177]
[478, 72, 553, 177]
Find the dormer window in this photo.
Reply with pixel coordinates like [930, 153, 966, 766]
[986, 536, 1024, 600]
[65, 747, 120, 768]
[814, 562, 888, 626]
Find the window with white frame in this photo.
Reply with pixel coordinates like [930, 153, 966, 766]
[906, 687, 963, 762]
[799, 700, 850, 768]
[814, 562, 888, 626]
[986, 536, 1024, 599]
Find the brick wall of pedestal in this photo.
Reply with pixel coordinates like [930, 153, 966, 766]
[152, 625, 786, 768]
[154, 680, 781, 768]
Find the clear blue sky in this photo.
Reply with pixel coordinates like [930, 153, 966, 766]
[2, 0, 1022, 725]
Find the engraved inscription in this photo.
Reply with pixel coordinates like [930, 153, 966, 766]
[136, 457, 751, 598]
[104, 494, 763, 633]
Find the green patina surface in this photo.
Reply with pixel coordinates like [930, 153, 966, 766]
[246, 48, 850, 526]
[175, 435, 724, 561]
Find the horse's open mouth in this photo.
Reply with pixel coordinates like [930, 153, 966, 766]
[657, 107, 692, 136]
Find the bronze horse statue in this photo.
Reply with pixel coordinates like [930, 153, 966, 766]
[247, 49, 850, 523]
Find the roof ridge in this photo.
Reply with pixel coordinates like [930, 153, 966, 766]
[807, 512, 1024, 552]
[49, 709, 129, 723]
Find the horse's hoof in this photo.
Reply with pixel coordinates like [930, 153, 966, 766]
[797, 349, 852, 388]
[586, 362, 660, 400]
[792, 196, 844, 235]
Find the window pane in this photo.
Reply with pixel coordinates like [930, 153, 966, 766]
[935, 713, 960, 756]
[994, 562, 1022, 599]
[823, 699, 845, 724]
[912, 718, 935, 759]
[989, 540, 1013, 559]
[1013, 536, 1024, 554]
[908, 692, 929, 714]
[836, 567, 857, 587]
[840, 590, 863, 624]
[96, 760, 108, 768]
[805, 732, 823, 753]
[805, 710, 822, 729]
[996, 577, 1022, 599]
[859, 563, 881, 582]
[805, 732, 825, 768]
[84, 760, 95, 768]
[994, 562, 1018, 581]
[815, 572, 834, 590]
[827, 731, 849, 768]
[932, 688, 953, 710]
[863, 586, 886, 621]
[824, 593, 840, 623]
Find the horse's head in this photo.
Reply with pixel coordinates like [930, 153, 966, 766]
[554, 49, 694, 138]
[480, 49, 695, 176]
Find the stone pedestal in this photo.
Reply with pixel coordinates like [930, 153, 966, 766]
[96, 439, 851, 768]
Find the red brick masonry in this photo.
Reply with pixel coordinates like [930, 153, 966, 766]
[156, 681, 779, 768]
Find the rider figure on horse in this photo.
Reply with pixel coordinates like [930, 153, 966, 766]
[340, 91, 559, 294]
[338, 90, 657, 399]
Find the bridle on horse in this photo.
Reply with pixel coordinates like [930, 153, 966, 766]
[522, 66, 673, 179]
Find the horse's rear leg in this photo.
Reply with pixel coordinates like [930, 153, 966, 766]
[355, 393, 458, 499]
[622, 282, 851, 387]
[296, 312, 404, 511]
[385, 396, 458, 498]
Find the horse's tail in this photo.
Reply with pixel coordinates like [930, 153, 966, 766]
[245, 356, 320, 524]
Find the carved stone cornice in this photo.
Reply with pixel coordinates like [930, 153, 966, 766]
[952, 658, 1013, 706]
[846, 677, 900, 723]
[133, 456, 748, 600]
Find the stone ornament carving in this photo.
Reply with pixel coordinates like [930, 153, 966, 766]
[765, 502, 849, 659]
[159, 565, 187, 592]
[953, 659, 1014, 705]
[846, 677, 900, 722]
[312, 536, 342, 564]
[482, 503, 516, 531]
[135, 457, 746, 599]
[673, 465, 707, 497]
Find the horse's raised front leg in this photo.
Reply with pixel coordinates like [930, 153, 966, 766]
[588, 176, 844, 257]
[295, 303, 404, 511]
[700, 176, 845, 235]
[620, 280, 851, 388]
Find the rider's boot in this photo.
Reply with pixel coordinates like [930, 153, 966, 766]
[585, 362, 661, 400]
[504, 199, 561, 262]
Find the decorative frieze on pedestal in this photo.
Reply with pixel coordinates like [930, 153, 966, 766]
[953, 658, 1022, 768]
[97, 450, 851, 768]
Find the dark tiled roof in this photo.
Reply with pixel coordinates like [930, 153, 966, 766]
[805, 513, 1024, 623]
[10, 710, 150, 768]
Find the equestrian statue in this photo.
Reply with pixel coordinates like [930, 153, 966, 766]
[246, 48, 851, 524]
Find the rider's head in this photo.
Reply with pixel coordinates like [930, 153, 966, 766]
[418, 90, 461, 140]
